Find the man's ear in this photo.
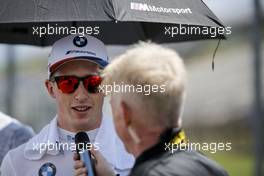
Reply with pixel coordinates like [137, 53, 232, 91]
[120, 101, 132, 127]
[45, 79, 56, 99]
[121, 101, 141, 144]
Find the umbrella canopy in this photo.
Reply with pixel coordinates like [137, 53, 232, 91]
[0, 0, 225, 45]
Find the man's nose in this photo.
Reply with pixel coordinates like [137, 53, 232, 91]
[74, 82, 89, 102]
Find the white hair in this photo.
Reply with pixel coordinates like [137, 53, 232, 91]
[103, 42, 187, 128]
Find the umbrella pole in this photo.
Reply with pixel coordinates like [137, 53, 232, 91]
[252, 0, 263, 175]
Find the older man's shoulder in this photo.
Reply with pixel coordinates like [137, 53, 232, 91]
[131, 150, 229, 176]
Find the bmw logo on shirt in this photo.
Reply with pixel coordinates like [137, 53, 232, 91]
[38, 162, 56, 176]
[73, 36, 88, 47]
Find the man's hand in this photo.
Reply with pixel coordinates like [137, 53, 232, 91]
[73, 152, 87, 176]
[73, 149, 116, 176]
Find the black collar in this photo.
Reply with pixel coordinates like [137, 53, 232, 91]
[133, 128, 182, 167]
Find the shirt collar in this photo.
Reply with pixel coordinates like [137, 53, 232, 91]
[24, 114, 134, 169]
[24, 116, 60, 160]
[58, 126, 99, 143]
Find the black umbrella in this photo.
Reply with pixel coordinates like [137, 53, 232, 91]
[0, 0, 225, 46]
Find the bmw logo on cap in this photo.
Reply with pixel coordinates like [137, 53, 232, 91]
[39, 162, 56, 176]
[73, 36, 88, 47]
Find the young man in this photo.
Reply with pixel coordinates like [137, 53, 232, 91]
[74, 42, 229, 176]
[0, 35, 134, 176]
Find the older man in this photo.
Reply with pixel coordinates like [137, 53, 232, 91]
[0, 35, 134, 176]
[74, 42, 229, 176]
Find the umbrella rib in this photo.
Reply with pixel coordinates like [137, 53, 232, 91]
[72, 0, 81, 19]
